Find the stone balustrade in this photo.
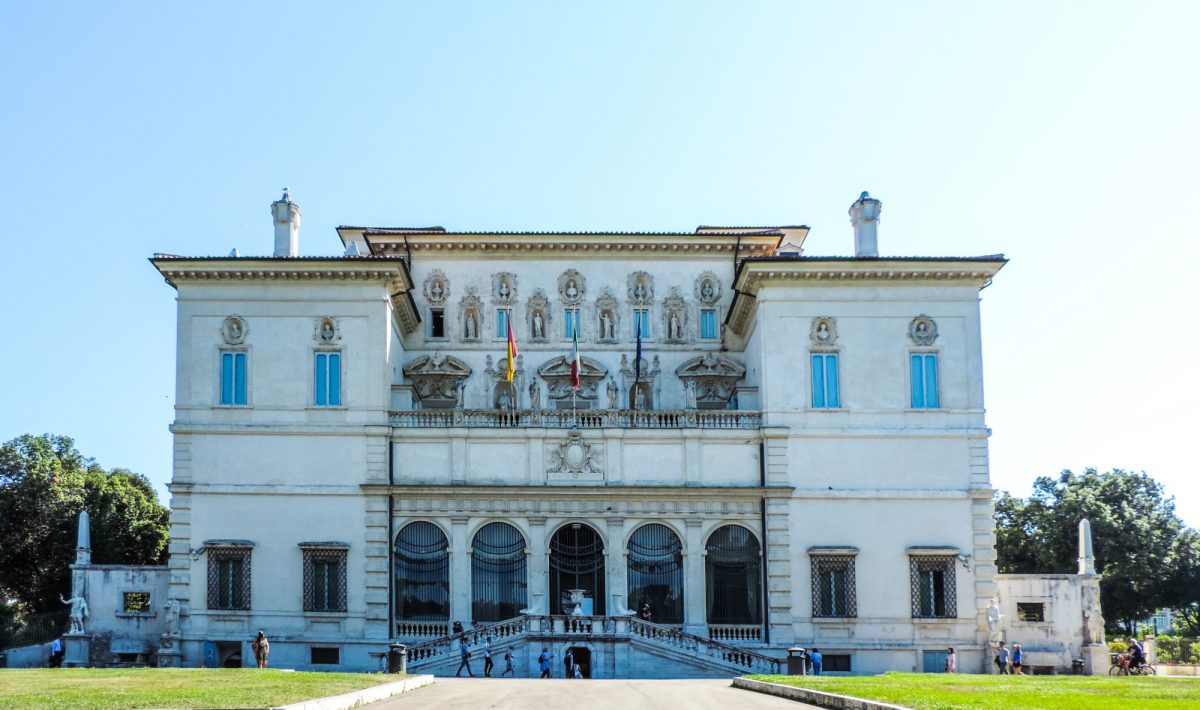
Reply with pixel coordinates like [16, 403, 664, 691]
[707, 624, 763, 643]
[628, 617, 780, 674]
[390, 409, 761, 430]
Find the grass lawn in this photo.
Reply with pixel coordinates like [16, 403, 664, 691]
[747, 672, 1200, 710]
[0, 668, 399, 710]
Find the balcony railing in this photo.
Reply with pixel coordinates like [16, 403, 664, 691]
[390, 408, 761, 430]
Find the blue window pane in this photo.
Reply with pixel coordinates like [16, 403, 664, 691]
[221, 353, 233, 405]
[233, 353, 247, 405]
[315, 353, 327, 406]
[911, 355, 925, 408]
[497, 310, 508, 338]
[701, 310, 717, 339]
[924, 355, 939, 408]
[635, 310, 649, 337]
[811, 354, 824, 408]
[825, 355, 840, 408]
[565, 309, 576, 338]
[329, 353, 341, 406]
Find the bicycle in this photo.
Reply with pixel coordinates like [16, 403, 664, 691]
[1109, 655, 1156, 675]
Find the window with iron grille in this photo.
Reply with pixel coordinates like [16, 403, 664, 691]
[811, 556, 856, 618]
[1017, 602, 1046, 622]
[208, 547, 251, 611]
[303, 548, 348, 613]
[910, 555, 956, 618]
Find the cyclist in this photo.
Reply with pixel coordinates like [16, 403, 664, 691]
[1126, 638, 1146, 672]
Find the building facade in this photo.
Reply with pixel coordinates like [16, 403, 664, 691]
[36, 191, 1101, 676]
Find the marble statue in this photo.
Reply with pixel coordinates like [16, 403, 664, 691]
[986, 597, 1002, 640]
[529, 381, 541, 409]
[606, 379, 618, 409]
[532, 311, 544, 339]
[669, 312, 681, 339]
[685, 380, 698, 409]
[430, 280, 443, 301]
[163, 599, 181, 636]
[61, 593, 89, 634]
[600, 311, 614, 340]
[1084, 598, 1105, 644]
[465, 313, 477, 339]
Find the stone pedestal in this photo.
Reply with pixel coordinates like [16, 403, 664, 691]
[1082, 644, 1111, 676]
[157, 635, 182, 667]
[64, 633, 90, 668]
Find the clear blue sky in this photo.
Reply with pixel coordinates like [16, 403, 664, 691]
[2, 2, 1197, 526]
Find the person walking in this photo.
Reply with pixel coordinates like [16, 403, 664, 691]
[564, 648, 574, 678]
[538, 647, 552, 678]
[455, 639, 474, 677]
[482, 636, 493, 677]
[501, 648, 516, 677]
[49, 637, 64, 668]
[809, 648, 823, 676]
[252, 631, 270, 669]
[995, 641, 1011, 674]
[945, 647, 957, 673]
[573, 662, 583, 679]
[1012, 643, 1025, 675]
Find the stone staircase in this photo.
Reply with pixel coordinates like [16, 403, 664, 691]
[401, 615, 781, 678]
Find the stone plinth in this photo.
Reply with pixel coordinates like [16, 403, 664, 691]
[63, 633, 90, 668]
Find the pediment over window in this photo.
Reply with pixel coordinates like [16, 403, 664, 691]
[403, 353, 472, 409]
[537, 356, 608, 407]
[675, 353, 746, 409]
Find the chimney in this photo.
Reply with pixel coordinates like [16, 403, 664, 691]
[271, 188, 301, 257]
[848, 191, 882, 257]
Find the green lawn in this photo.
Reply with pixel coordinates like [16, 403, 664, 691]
[0, 668, 399, 710]
[747, 672, 1200, 710]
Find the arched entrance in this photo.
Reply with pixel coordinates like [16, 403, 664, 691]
[627, 523, 683, 623]
[549, 523, 606, 615]
[471, 522, 528, 622]
[394, 521, 450, 623]
[704, 524, 762, 625]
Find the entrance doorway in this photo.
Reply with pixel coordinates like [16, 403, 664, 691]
[568, 646, 592, 678]
[549, 523, 606, 615]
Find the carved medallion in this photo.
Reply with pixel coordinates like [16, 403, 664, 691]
[810, 317, 837, 347]
[492, 272, 518, 305]
[546, 430, 604, 479]
[314, 316, 340, 344]
[558, 270, 586, 305]
[221, 316, 247, 345]
[909, 315, 938, 346]
[695, 272, 722, 305]
[627, 272, 654, 305]
[423, 269, 449, 305]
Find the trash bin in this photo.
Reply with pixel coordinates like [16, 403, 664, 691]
[787, 647, 808, 675]
[1072, 659, 1085, 675]
[388, 643, 407, 674]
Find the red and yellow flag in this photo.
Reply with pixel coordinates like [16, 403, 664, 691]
[506, 318, 518, 382]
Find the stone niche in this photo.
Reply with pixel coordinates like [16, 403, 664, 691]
[675, 352, 746, 410]
[403, 353, 472, 409]
[537, 355, 608, 409]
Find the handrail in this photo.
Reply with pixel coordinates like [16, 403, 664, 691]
[390, 409, 761, 430]
[402, 616, 530, 665]
[628, 617, 781, 674]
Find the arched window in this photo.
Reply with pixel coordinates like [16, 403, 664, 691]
[394, 522, 450, 621]
[550, 523, 605, 615]
[471, 522, 528, 622]
[627, 524, 683, 624]
[705, 525, 761, 625]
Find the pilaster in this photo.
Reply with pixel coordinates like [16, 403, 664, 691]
[450, 515, 471, 623]
[527, 516, 548, 615]
[363, 493, 390, 637]
[606, 517, 628, 614]
[764, 498, 794, 644]
[682, 518, 707, 635]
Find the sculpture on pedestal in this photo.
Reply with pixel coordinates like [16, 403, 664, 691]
[986, 597, 1002, 642]
[61, 593, 89, 634]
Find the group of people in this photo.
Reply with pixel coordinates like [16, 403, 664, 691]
[993, 642, 1025, 674]
[537, 647, 584, 678]
[455, 634, 515, 678]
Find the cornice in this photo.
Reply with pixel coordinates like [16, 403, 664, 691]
[360, 232, 783, 258]
[150, 256, 413, 292]
[726, 257, 1006, 336]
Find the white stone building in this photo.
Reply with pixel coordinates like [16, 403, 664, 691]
[46, 191, 1107, 676]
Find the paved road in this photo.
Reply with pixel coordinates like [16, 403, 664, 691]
[370, 678, 819, 709]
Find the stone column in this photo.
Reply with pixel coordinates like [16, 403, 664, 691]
[527, 517, 549, 617]
[606, 518, 627, 615]
[683, 518, 707, 636]
[450, 516, 472, 624]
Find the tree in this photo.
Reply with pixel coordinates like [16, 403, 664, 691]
[0, 434, 169, 615]
[995, 468, 1196, 634]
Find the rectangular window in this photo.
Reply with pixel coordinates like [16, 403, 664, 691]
[311, 647, 340, 665]
[496, 308, 510, 338]
[429, 308, 445, 339]
[700, 309, 718, 339]
[314, 352, 342, 407]
[811, 353, 840, 408]
[564, 308, 579, 339]
[122, 592, 151, 614]
[1017, 602, 1046, 622]
[910, 353, 940, 408]
[220, 351, 247, 406]
[207, 547, 251, 611]
[303, 548, 347, 613]
[811, 555, 857, 617]
[910, 555, 956, 618]
[824, 654, 852, 672]
[633, 308, 649, 338]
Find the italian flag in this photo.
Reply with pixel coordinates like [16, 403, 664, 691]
[570, 324, 581, 389]
[505, 319, 518, 383]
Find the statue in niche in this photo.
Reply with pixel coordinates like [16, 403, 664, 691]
[529, 381, 541, 409]
[497, 388, 512, 410]
[61, 592, 89, 634]
[532, 310, 545, 339]
[499, 280, 511, 301]
[600, 310, 614, 340]
[430, 280, 443, 301]
[465, 312, 478, 340]
[320, 320, 335, 342]
[228, 320, 243, 341]
[635, 387, 647, 410]
[455, 381, 465, 408]
[685, 380, 698, 409]
[815, 321, 832, 344]
[633, 281, 648, 302]
[565, 279, 579, 300]
[669, 311, 682, 340]
[701, 280, 715, 302]
[606, 378, 619, 409]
